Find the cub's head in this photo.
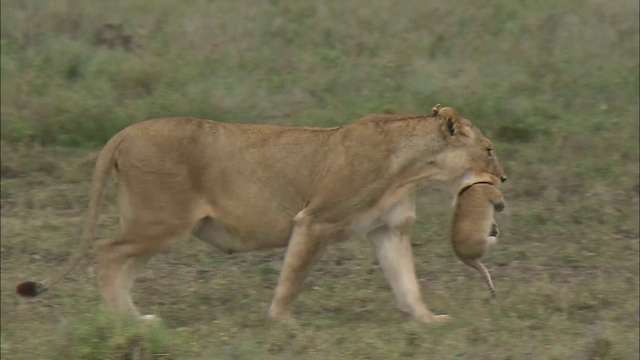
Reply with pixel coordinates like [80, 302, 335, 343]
[431, 104, 506, 188]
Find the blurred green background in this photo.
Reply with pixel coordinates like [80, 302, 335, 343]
[2, 0, 637, 146]
[1, 0, 638, 359]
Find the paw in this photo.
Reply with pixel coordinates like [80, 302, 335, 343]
[139, 314, 161, 323]
[413, 310, 452, 324]
[484, 295, 498, 305]
[433, 314, 451, 323]
[268, 306, 296, 323]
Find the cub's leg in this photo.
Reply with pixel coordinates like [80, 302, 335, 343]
[489, 221, 499, 238]
[268, 220, 330, 321]
[461, 258, 496, 298]
[486, 186, 506, 213]
[96, 219, 194, 318]
[368, 224, 449, 323]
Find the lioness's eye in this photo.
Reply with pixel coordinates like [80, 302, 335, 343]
[488, 149, 494, 157]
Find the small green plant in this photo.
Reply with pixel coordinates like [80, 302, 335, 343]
[49, 309, 185, 360]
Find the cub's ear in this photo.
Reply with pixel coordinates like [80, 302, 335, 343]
[436, 107, 461, 137]
[431, 104, 442, 116]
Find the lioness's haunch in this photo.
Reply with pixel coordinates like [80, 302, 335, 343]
[450, 175, 506, 299]
[17, 105, 506, 323]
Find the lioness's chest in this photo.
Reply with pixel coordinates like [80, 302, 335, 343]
[348, 190, 417, 236]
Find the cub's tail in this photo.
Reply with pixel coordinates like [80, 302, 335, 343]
[461, 258, 496, 299]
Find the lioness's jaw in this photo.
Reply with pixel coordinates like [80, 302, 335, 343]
[467, 172, 501, 187]
[453, 172, 476, 192]
[448, 171, 499, 196]
[446, 172, 472, 197]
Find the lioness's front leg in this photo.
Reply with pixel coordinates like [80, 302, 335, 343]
[268, 220, 329, 321]
[368, 224, 449, 323]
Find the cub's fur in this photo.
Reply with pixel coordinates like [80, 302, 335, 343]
[17, 105, 506, 324]
[450, 176, 505, 298]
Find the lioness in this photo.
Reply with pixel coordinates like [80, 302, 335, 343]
[450, 175, 505, 298]
[17, 105, 506, 323]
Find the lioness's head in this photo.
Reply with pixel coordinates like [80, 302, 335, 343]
[431, 104, 506, 189]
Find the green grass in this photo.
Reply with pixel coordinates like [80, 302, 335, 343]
[2, 0, 638, 146]
[1, 0, 639, 359]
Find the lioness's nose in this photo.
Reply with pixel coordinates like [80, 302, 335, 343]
[500, 175, 507, 183]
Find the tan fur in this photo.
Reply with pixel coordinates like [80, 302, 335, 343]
[19, 105, 506, 324]
[450, 175, 506, 298]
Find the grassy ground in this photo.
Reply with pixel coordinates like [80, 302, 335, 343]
[1, 0, 639, 359]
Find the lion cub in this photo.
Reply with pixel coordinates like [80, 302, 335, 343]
[450, 177, 505, 299]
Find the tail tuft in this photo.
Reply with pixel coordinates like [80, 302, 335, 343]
[16, 281, 46, 298]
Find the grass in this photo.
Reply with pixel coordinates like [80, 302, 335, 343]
[1, 0, 639, 359]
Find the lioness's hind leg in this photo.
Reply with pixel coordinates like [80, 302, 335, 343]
[462, 258, 496, 298]
[96, 220, 194, 317]
[97, 250, 150, 315]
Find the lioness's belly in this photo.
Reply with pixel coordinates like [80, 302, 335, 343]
[192, 216, 293, 253]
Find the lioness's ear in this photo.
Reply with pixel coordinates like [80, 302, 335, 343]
[437, 107, 461, 137]
[431, 104, 442, 116]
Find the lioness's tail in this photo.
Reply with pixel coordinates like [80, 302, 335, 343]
[461, 258, 496, 299]
[16, 133, 123, 298]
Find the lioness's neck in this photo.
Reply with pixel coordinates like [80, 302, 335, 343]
[319, 116, 462, 194]
[379, 120, 453, 186]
